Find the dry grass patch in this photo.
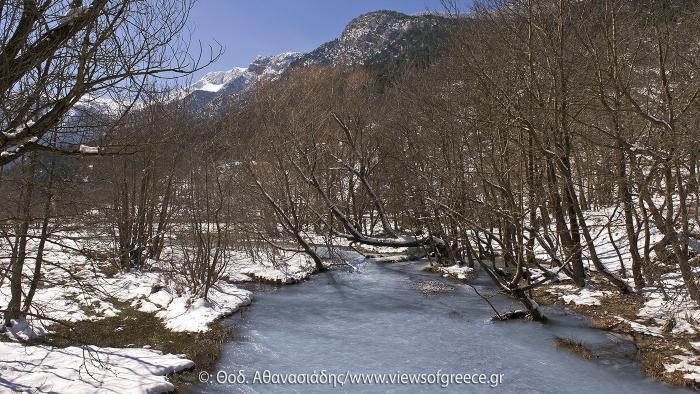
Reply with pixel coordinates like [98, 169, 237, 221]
[35, 303, 234, 392]
[554, 337, 593, 360]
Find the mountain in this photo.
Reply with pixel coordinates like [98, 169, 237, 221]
[59, 96, 123, 145]
[189, 67, 249, 93]
[293, 10, 447, 67]
[182, 52, 303, 113]
[181, 11, 450, 113]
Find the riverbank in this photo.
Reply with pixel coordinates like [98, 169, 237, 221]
[419, 254, 700, 390]
[0, 230, 322, 393]
[531, 274, 700, 389]
[515, 204, 700, 389]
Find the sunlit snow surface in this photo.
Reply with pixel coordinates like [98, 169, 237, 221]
[0, 343, 193, 393]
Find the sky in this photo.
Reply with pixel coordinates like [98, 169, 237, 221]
[187, 0, 467, 80]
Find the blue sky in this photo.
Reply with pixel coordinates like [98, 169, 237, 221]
[188, 0, 468, 80]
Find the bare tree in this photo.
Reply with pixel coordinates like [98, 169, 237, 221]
[0, 0, 219, 165]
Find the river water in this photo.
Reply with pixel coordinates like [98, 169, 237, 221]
[197, 253, 689, 393]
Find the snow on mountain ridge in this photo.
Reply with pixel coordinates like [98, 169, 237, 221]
[184, 52, 304, 112]
[190, 67, 248, 93]
[248, 52, 303, 76]
[67, 11, 448, 117]
[188, 52, 303, 95]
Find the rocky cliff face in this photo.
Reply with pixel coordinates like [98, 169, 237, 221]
[293, 11, 446, 67]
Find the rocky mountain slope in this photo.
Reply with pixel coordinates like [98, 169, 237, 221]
[183, 52, 303, 113]
[293, 10, 446, 67]
[182, 11, 449, 113]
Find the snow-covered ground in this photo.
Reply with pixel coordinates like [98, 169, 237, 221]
[2, 198, 700, 389]
[227, 250, 316, 284]
[556, 286, 613, 306]
[0, 232, 324, 338]
[0, 229, 318, 392]
[0, 234, 246, 338]
[135, 282, 252, 332]
[665, 342, 700, 382]
[0, 342, 193, 393]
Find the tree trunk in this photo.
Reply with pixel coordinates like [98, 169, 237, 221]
[618, 147, 645, 291]
[4, 156, 36, 326]
[22, 156, 55, 313]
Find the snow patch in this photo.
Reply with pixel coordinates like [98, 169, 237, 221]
[0, 342, 193, 393]
[79, 144, 99, 154]
[155, 283, 251, 332]
[436, 265, 474, 281]
[560, 288, 612, 306]
[233, 252, 316, 283]
[615, 316, 666, 337]
[664, 353, 700, 382]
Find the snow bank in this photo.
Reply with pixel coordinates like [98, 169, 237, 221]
[3, 318, 49, 341]
[103, 271, 252, 332]
[436, 264, 474, 281]
[1, 241, 254, 336]
[229, 251, 316, 283]
[151, 283, 251, 332]
[0, 342, 193, 393]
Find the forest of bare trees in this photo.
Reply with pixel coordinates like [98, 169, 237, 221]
[222, 0, 700, 320]
[1, 0, 700, 363]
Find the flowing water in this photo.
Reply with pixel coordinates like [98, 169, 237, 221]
[198, 252, 690, 393]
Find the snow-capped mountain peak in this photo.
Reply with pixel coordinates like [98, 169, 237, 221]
[248, 52, 303, 76]
[189, 67, 248, 93]
[182, 52, 304, 113]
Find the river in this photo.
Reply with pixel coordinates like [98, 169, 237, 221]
[196, 253, 689, 393]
